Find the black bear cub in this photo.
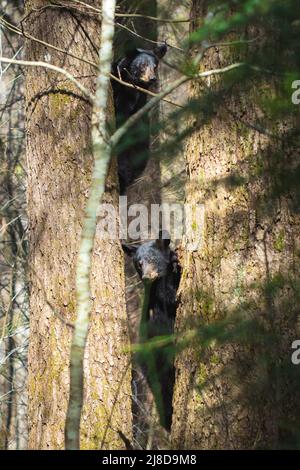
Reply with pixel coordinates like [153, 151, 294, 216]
[122, 232, 181, 431]
[112, 44, 167, 194]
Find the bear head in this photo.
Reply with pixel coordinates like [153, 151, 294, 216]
[120, 43, 167, 87]
[122, 231, 171, 282]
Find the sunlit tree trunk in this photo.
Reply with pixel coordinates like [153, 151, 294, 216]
[171, 0, 300, 450]
[25, 0, 132, 449]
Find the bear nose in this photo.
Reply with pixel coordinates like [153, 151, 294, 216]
[142, 272, 158, 281]
[149, 77, 157, 83]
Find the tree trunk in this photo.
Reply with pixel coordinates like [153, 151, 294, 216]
[25, 0, 132, 449]
[171, 0, 300, 450]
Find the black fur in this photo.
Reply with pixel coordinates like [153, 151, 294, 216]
[122, 232, 181, 430]
[112, 44, 167, 193]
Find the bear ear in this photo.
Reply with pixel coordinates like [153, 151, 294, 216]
[155, 230, 170, 250]
[121, 243, 138, 257]
[153, 42, 167, 59]
[124, 43, 139, 61]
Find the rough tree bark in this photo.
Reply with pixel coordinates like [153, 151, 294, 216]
[25, 0, 132, 449]
[171, 0, 300, 449]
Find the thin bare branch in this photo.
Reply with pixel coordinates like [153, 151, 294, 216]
[115, 21, 185, 52]
[0, 56, 94, 102]
[63, 0, 193, 22]
[0, 17, 182, 107]
[110, 62, 248, 149]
